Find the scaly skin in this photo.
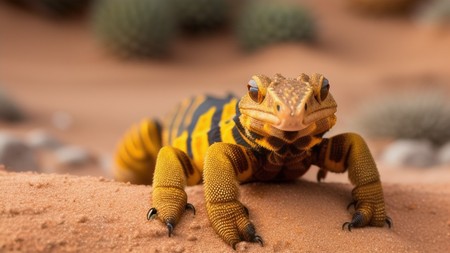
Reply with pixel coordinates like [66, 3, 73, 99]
[114, 73, 392, 249]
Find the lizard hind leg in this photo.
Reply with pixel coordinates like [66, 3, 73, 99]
[114, 119, 162, 185]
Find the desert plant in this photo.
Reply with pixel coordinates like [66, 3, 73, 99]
[91, 0, 176, 58]
[171, 0, 229, 32]
[418, 0, 450, 26]
[0, 88, 25, 122]
[235, 1, 315, 51]
[355, 92, 450, 146]
[347, 0, 419, 15]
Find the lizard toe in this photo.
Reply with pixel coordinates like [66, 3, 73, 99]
[342, 211, 364, 231]
[167, 222, 174, 237]
[147, 207, 158, 220]
[207, 201, 263, 248]
[385, 216, 393, 228]
[185, 203, 196, 215]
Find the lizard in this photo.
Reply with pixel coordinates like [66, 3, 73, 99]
[114, 73, 392, 249]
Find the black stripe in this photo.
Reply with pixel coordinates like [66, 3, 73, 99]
[207, 104, 223, 145]
[186, 96, 221, 137]
[167, 104, 181, 144]
[176, 98, 196, 137]
[208, 126, 222, 145]
[186, 135, 193, 159]
[185, 95, 236, 158]
[231, 122, 252, 149]
[177, 151, 194, 176]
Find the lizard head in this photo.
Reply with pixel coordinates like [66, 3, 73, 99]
[239, 73, 337, 135]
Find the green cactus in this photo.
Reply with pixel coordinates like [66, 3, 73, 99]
[91, 0, 176, 58]
[347, 0, 419, 15]
[355, 92, 450, 146]
[235, 1, 315, 51]
[418, 0, 450, 26]
[171, 0, 229, 32]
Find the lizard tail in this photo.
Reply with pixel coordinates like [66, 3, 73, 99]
[114, 119, 162, 185]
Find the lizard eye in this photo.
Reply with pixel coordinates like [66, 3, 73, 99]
[247, 79, 264, 103]
[320, 78, 330, 101]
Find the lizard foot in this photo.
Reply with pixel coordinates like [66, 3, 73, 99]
[342, 182, 392, 230]
[148, 186, 194, 236]
[206, 200, 263, 249]
[342, 212, 393, 231]
[147, 204, 195, 236]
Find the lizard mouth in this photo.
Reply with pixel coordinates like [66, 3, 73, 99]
[303, 107, 337, 125]
[240, 106, 336, 132]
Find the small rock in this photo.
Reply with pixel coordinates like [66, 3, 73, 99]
[54, 146, 93, 167]
[437, 142, 450, 165]
[187, 235, 197, 241]
[0, 132, 40, 172]
[173, 245, 185, 253]
[26, 129, 62, 150]
[381, 139, 436, 167]
[189, 223, 201, 230]
[77, 215, 89, 223]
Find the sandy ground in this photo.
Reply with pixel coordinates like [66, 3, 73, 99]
[1, 171, 449, 253]
[1, 0, 450, 252]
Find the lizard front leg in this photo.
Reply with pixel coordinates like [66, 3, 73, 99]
[203, 142, 263, 249]
[148, 146, 201, 236]
[313, 133, 392, 230]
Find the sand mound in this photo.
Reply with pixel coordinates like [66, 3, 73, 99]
[1, 171, 449, 252]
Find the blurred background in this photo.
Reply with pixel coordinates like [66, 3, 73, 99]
[0, 0, 449, 183]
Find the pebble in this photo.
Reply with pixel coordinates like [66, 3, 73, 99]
[437, 142, 450, 165]
[25, 129, 62, 150]
[54, 146, 93, 167]
[380, 139, 436, 167]
[189, 223, 201, 230]
[187, 235, 197, 241]
[0, 132, 40, 172]
[77, 215, 89, 223]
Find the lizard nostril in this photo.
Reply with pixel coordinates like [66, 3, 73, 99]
[276, 104, 281, 112]
[304, 103, 308, 111]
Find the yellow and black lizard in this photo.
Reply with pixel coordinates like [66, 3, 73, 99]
[114, 73, 392, 249]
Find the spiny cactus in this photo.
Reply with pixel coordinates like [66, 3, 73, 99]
[0, 88, 25, 123]
[355, 92, 450, 146]
[91, 0, 176, 58]
[418, 0, 450, 26]
[347, 0, 419, 15]
[7, 0, 90, 18]
[235, 1, 315, 51]
[171, 0, 229, 32]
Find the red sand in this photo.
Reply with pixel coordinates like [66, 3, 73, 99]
[1, 171, 449, 252]
[0, 0, 450, 252]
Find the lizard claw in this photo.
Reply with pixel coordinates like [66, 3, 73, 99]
[167, 222, 174, 237]
[231, 234, 263, 250]
[254, 235, 264, 247]
[385, 216, 393, 228]
[316, 168, 328, 182]
[147, 207, 157, 220]
[185, 203, 196, 215]
[342, 211, 364, 231]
